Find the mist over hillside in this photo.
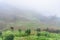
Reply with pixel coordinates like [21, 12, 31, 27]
[0, 2, 60, 30]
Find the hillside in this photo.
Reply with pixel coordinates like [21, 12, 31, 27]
[0, 2, 60, 30]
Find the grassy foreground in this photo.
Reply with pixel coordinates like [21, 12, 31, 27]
[0, 29, 60, 40]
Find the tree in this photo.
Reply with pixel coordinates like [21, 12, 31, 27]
[10, 27, 14, 31]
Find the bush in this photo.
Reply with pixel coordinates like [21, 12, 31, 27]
[4, 34, 14, 40]
[36, 28, 41, 32]
[25, 29, 31, 36]
[18, 29, 21, 32]
[45, 28, 49, 32]
[0, 31, 2, 37]
[37, 32, 41, 37]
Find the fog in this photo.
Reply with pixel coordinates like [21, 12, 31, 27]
[0, 0, 60, 35]
[0, 0, 60, 17]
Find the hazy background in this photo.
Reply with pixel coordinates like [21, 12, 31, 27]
[0, 0, 60, 30]
[0, 0, 60, 17]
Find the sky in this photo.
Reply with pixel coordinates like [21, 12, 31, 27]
[0, 0, 60, 17]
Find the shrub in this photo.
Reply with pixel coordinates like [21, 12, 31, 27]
[45, 28, 49, 32]
[0, 31, 2, 37]
[0, 31, 3, 40]
[36, 28, 41, 32]
[18, 29, 21, 32]
[37, 32, 41, 37]
[25, 29, 31, 36]
[4, 34, 14, 40]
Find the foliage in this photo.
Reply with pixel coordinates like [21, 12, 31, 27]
[37, 32, 41, 37]
[25, 29, 31, 36]
[36, 28, 41, 32]
[18, 29, 21, 32]
[0, 31, 2, 36]
[4, 34, 14, 40]
[0, 30, 60, 40]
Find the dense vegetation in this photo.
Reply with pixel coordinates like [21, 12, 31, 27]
[0, 27, 60, 40]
